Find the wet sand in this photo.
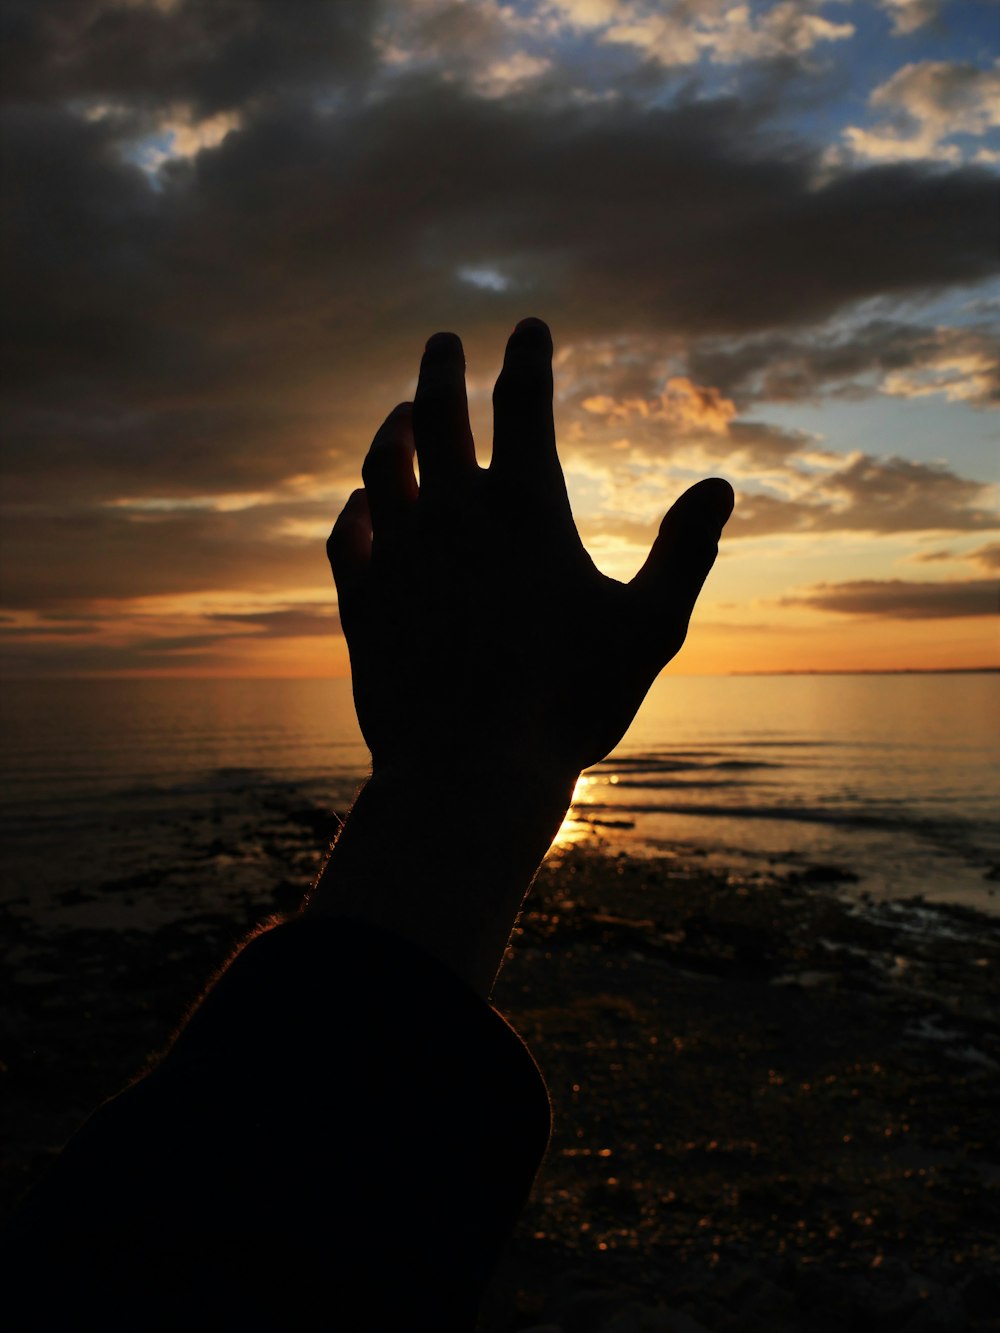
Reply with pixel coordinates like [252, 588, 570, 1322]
[2, 792, 998, 1332]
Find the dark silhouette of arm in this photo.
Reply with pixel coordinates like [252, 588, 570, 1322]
[3, 319, 732, 1329]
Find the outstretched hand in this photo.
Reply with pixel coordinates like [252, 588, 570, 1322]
[328, 317, 733, 788]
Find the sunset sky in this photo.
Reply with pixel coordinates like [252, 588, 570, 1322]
[1, 0, 997, 677]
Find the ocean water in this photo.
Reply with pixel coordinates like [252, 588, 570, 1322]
[1, 673, 998, 920]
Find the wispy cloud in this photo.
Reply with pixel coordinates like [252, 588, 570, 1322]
[843, 59, 1000, 164]
[781, 577, 999, 618]
[591, 0, 854, 67]
[877, 0, 944, 37]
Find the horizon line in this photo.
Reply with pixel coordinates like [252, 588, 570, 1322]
[0, 666, 997, 683]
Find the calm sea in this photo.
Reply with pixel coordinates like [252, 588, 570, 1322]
[1, 674, 998, 919]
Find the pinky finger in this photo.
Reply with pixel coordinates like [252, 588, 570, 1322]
[327, 488, 372, 624]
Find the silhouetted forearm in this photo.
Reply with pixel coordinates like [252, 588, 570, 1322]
[4, 916, 551, 1330]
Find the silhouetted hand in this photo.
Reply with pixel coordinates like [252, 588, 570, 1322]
[328, 317, 733, 786]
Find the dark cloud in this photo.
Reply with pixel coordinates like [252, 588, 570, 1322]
[724, 421, 817, 465]
[0, 600, 342, 677]
[374, 0, 521, 74]
[207, 605, 340, 637]
[686, 318, 1000, 406]
[971, 541, 1000, 570]
[0, 502, 334, 606]
[0, 637, 227, 675]
[0, 619, 96, 638]
[781, 577, 999, 618]
[1, 401, 349, 504]
[0, 630, 293, 676]
[816, 453, 994, 532]
[3, 64, 997, 500]
[725, 454, 996, 538]
[0, 0, 380, 114]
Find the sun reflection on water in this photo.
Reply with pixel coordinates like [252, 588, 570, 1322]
[552, 772, 600, 849]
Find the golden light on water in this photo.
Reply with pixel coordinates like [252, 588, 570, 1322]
[552, 773, 599, 850]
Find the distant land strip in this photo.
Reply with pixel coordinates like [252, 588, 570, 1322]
[729, 667, 1000, 676]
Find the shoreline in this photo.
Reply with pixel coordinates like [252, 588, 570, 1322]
[2, 800, 998, 1331]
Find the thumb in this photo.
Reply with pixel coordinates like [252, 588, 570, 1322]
[630, 477, 734, 646]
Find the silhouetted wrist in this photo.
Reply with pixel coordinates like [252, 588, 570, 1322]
[303, 760, 577, 997]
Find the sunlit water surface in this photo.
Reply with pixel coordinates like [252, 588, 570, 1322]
[1, 674, 997, 917]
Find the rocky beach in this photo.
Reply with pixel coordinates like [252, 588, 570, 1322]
[2, 782, 998, 1332]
